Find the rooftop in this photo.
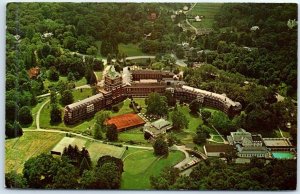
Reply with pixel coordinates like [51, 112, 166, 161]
[263, 138, 293, 147]
[181, 85, 239, 107]
[107, 65, 121, 79]
[66, 93, 104, 110]
[51, 137, 86, 155]
[151, 118, 172, 130]
[106, 113, 145, 131]
[204, 144, 234, 153]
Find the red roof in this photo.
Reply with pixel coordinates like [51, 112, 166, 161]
[28, 67, 40, 79]
[106, 113, 145, 132]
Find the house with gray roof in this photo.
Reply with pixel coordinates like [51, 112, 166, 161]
[143, 118, 172, 138]
[227, 129, 268, 158]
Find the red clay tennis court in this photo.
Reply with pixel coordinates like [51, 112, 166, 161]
[106, 113, 146, 132]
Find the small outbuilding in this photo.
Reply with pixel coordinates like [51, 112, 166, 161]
[203, 144, 234, 157]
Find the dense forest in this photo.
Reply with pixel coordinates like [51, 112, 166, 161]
[150, 157, 297, 190]
[193, 3, 297, 97]
[5, 2, 298, 191]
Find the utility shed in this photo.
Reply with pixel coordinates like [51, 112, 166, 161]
[51, 137, 86, 155]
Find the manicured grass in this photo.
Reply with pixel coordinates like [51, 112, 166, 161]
[111, 99, 134, 116]
[73, 88, 93, 102]
[111, 98, 146, 116]
[119, 43, 145, 56]
[44, 76, 87, 91]
[169, 105, 203, 134]
[118, 127, 149, 145]
[5, 131, 64, 173]
[94, 71, 103, 81]
[74, 77, 87, 87]
[188, 3, 223, 29]
[87, 141, 126, 164]
[44, 76, 68, 90]
[121, 149, 185, 189]
[29, 98, 48, 129]
[39, 99, 96, 134]
[212, 135, 224, 142]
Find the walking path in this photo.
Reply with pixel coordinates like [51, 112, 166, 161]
[36, 99, 49, 130]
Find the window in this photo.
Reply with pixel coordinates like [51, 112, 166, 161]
[86, 104, 94, 113]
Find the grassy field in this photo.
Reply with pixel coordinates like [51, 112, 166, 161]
[29, 98, 49, 129]
[39, 99, 96, 134]
[5, 131, 64, 173]
[73, 88, 93, 102]
[121, 149, 185, 189]
[118, 127, 149, 145]
[94, 71, 103, 81]
[39, 97, 146, 135]
[168, 105, 202, 134]
[44, 76, 87, 91]
[119, 43, 145, 56]
[188, 3, 223, 29]
[86, 141, 126, 163]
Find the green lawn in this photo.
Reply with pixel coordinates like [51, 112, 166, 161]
[119, 43, 145, 56]
[118, 127, 149, 145]
[73, 88, 93, 102]
[121, 149, 185, 189]
[94, 71, 103, 81]
[212, 135, 224, 142]
[39, 97, 146, 135]
[169, 105, 203, 134]
[44, 76, 87, 91]
[44, 76, 68, 91]
[87, 141, 126, 164]
[111, 98, 146, 116]
[29, 98, 49, 129]
[5, 131, 64, 173]
[74, 77, 87, 87]
[39, 99, 96, 134]
[188, 3, 223, 29]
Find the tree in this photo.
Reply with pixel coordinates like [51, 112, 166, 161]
[23, 154, 60, 188]
[175, 46, 185, 59]
[6, 121, 23, 138]
[153, 138, 168, 156]
[18, 106, 33, 125]
[86, 46, 98, 55]
[48, 66, 59, 81]
[146, 92, 168, 116]
[164, 90, 176, 107]
[171, 106, 188, 131]
[193, 131, 207, 145]
[50, 90, 57, 104]
[93, 58, 104, 71]
[209, 111, 233, 135]
[50, 161, 79, 189]
[93, 123, 102, 140]
[150, 167, 180, 189]
[201, 109, 211, 124]
[95, 110, 111, 128]
[81, 162, 122, 189]
[97, 155, 124, 173]
[189, 100, 201, 115]
[62, 145, 92, 174]
[6, 100, 19, 122]
[50, 104, 62, 124]
[61, 90, 74, 105]
[106, 124, 118, 142]
[5, 171, 27, 188]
